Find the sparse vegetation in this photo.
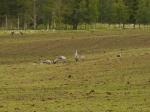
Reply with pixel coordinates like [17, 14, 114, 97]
[0, 30, 150, 112]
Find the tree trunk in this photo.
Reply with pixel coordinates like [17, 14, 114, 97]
[94, 22, 97, 30]
[17, 16, 20, 30]
[33, 0, 37, 30]
[84, 23, 87, 30]
[73, 23, 78, 30]
[24, 22, 28, 30]
[123, 23, 125, 29]
[108, 23, 111, 29]
[5, 15, 8, 29]
[133, 23, 136, 29]
[52, 19, 56, 30]
[46, 24, 49, 30]
[138, 24, 141, 29]
[119, 23, 121, 29]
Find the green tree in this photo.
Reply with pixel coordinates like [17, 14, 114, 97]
[136, 0, 150, 25]
[62, 0, 99, 30]
[112, 0, 129, 27]
[124, 0, 139, 27]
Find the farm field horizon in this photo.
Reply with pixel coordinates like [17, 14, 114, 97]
[0, 30, 150, 112]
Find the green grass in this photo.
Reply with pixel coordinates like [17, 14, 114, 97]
[0, 30, 150, 112]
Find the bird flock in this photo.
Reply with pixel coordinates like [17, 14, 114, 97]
[40, 50, 85, 65]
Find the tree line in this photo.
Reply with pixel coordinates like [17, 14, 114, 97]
[0, 0, 150, 30]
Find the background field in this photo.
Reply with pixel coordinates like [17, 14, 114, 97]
[0, 30, 150, 112]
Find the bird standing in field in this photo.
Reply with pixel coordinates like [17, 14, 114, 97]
[74, 49, 85, 62]
[74, 49, 79, 62]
